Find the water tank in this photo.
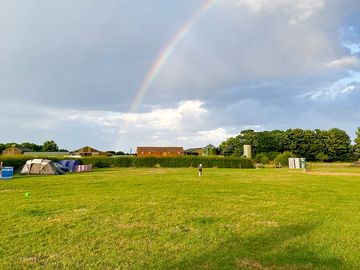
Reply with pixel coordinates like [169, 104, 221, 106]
[243, 145, 252, 159]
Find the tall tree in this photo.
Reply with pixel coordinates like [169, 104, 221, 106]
[42, 140, 59, 152]
[354, 127, 360, 159]
[0, 143, 5, 152]
[323, 128, 351, 161]
[20, 142, 42, 152]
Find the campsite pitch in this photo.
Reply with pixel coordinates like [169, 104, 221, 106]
[1, 167, 360, 269]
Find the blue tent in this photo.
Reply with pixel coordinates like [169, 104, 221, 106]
[59, 160, 79, 172]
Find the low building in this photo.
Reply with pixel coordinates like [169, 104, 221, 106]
[185, 145, 217, 156]
[23, 152, 70, 157]
[184, 148, 203, 156]
[136, 147, 184, 157]
[2, 145, 23, 156]
[70, 146, 110, 157]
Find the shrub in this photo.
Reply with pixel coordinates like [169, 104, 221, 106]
[274, 151, 296, 167]
[261, 156, 270, 165]
[254, 153, 267, 163]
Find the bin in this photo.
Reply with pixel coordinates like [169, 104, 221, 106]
[1, 167, 14, 179]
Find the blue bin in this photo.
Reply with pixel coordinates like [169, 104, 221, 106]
[1, 167, 14, 179]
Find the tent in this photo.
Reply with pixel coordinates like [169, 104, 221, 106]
[59, 160, 79, 172]
[20, 159, 64, 175]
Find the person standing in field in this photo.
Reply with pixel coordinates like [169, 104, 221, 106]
[198, 164, 203, 177]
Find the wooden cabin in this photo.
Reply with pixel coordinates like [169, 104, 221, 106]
[70, 146, 111, 157]
[136, 147, 184, 157]
[2, 145, 23, 156]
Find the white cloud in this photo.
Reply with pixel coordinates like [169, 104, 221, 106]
[232, 0, 325, 24]
[0, 100, 222, 149]
[178, 128, 236, 145]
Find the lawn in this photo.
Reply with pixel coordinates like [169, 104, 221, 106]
[1, 166, 360, 269]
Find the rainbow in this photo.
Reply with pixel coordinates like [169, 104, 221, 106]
[129, 0, 218, 113]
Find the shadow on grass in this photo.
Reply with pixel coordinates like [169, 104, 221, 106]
[166, 224, 343, 270]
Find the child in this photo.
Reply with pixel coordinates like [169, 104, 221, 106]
[198, 164, 203, 177]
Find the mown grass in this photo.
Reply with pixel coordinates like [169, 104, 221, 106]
[1, 167, 360, 269]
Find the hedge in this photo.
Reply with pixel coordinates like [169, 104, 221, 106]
[0, 155, 254, 171]
[82, 156, 254, 169]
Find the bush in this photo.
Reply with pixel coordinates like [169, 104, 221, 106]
[82, 156, 255, 169]
[255, 152, 280, 163]
[254, 153, 267, 163]
[261, 156, 270, 165]
[274, 151, 296, 167]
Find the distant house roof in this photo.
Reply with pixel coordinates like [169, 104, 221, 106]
[23, 152, 70, 157]
[136, 147, 184, 153]
[73, 146, 102, 153]
[2, 146, 23, 155]
[204, 144, 216, 149]
[185, 148, 203, 153]
[71, 146, 111, 156]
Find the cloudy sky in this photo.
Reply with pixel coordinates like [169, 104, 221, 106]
[1, 0, 360, 152]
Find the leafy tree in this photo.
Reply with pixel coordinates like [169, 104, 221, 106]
[324, 128, 351, 161]
[0, 143, 5, 153]
[20, 142, 42, 152]
[4, 143, 20, 149]
[42, 140, 59, 152]
[254, 130, 284, 153]
[316, 152, 329, 162]
[354, 127, 360, 159]
[219, 137, 242, 156]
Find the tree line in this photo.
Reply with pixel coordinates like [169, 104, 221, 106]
[0, 140, 67, 153]
[219, 128, 360, 162]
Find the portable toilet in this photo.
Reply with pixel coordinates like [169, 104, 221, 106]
[1, 167, 14, 180]
[288, 158, 295, 169]
[300, 158, 306, 169]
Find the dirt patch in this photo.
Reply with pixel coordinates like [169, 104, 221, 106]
[0, 189, 14, 193]
[305, 172, 360, 176]
[236, 258, 312, 270]
[73, 208, 87, 212]
[236, 259, 268, 270]
[255, 221, 279, 227]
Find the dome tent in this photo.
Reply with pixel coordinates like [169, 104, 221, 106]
[59, 160, 79, 172]
[21, 159, 64, 175]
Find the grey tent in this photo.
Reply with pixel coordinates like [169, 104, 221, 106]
[20, 159, 64, 175]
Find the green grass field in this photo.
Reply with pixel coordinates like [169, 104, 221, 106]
[1, 166, 360, 269]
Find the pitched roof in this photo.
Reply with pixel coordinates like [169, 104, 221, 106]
[184, 148, 203, 153]
[137, 147, 184, 153]
[73, 146, 102, 153]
